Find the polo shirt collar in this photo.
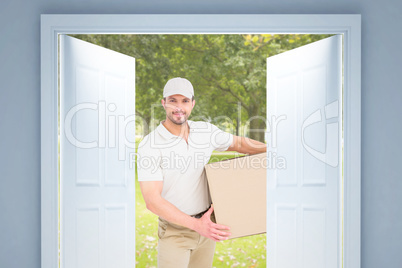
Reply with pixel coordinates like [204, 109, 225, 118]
[156, 120, 194, 140]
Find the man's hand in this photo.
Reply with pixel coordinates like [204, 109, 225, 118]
[140, 181, 230, 240]
[193, 206, 231, 242]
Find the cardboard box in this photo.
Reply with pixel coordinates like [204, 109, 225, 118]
[205, 152, 267, 239]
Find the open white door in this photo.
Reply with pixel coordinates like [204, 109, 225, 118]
[267, 35, 342, 268]
[60, 35, 135, 268]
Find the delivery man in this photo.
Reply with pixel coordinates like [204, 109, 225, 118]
[137, 77, 267, 268]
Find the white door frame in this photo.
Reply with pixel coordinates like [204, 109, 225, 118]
[41, 14, 361, 268]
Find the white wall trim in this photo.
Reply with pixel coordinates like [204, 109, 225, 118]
[41, 14, 361, 268]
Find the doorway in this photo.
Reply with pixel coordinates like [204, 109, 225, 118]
[59, 33, 340, 268]
[40, 14, 362, 268]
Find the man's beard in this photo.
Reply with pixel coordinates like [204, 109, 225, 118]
[167, 111, 188, 125]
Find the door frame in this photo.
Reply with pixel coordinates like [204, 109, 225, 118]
[41, 14, 361, 268]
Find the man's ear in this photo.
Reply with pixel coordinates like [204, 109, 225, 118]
[161, 98, 166, 109]
[192, 99, 195, 108]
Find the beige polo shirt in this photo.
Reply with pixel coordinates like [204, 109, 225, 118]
[136, 120, 234, 215]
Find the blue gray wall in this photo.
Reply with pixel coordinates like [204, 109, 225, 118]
[1, 0, 401, 267]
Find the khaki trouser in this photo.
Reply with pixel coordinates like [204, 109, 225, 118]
[157, 214, 216, 268]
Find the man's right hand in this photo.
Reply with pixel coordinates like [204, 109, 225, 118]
[193, 206, 231, 242]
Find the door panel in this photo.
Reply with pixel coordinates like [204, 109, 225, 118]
[267, 35, 342, 268]
[60, 35, 135, 268]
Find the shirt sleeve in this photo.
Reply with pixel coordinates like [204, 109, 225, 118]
[209, 123, 234, 152]
[136, 136, 164, 181]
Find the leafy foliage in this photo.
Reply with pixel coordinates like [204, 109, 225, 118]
[70, 33, 332, 141]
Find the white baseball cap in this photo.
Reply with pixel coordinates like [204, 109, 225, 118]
[163, 77, 194, 99]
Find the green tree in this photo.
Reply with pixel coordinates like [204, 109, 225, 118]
[70, 33, 332, 140]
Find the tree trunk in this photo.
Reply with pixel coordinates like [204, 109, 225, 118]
[236, 117, 240, 136]
[142, 118, 150, 136]
[247, 106, 266, 142]
[136, 113, 150, 137]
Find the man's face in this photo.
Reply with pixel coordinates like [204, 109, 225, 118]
[161, 94, 195, 125]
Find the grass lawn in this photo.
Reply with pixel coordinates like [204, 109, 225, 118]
[135, 149, 266, 268]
